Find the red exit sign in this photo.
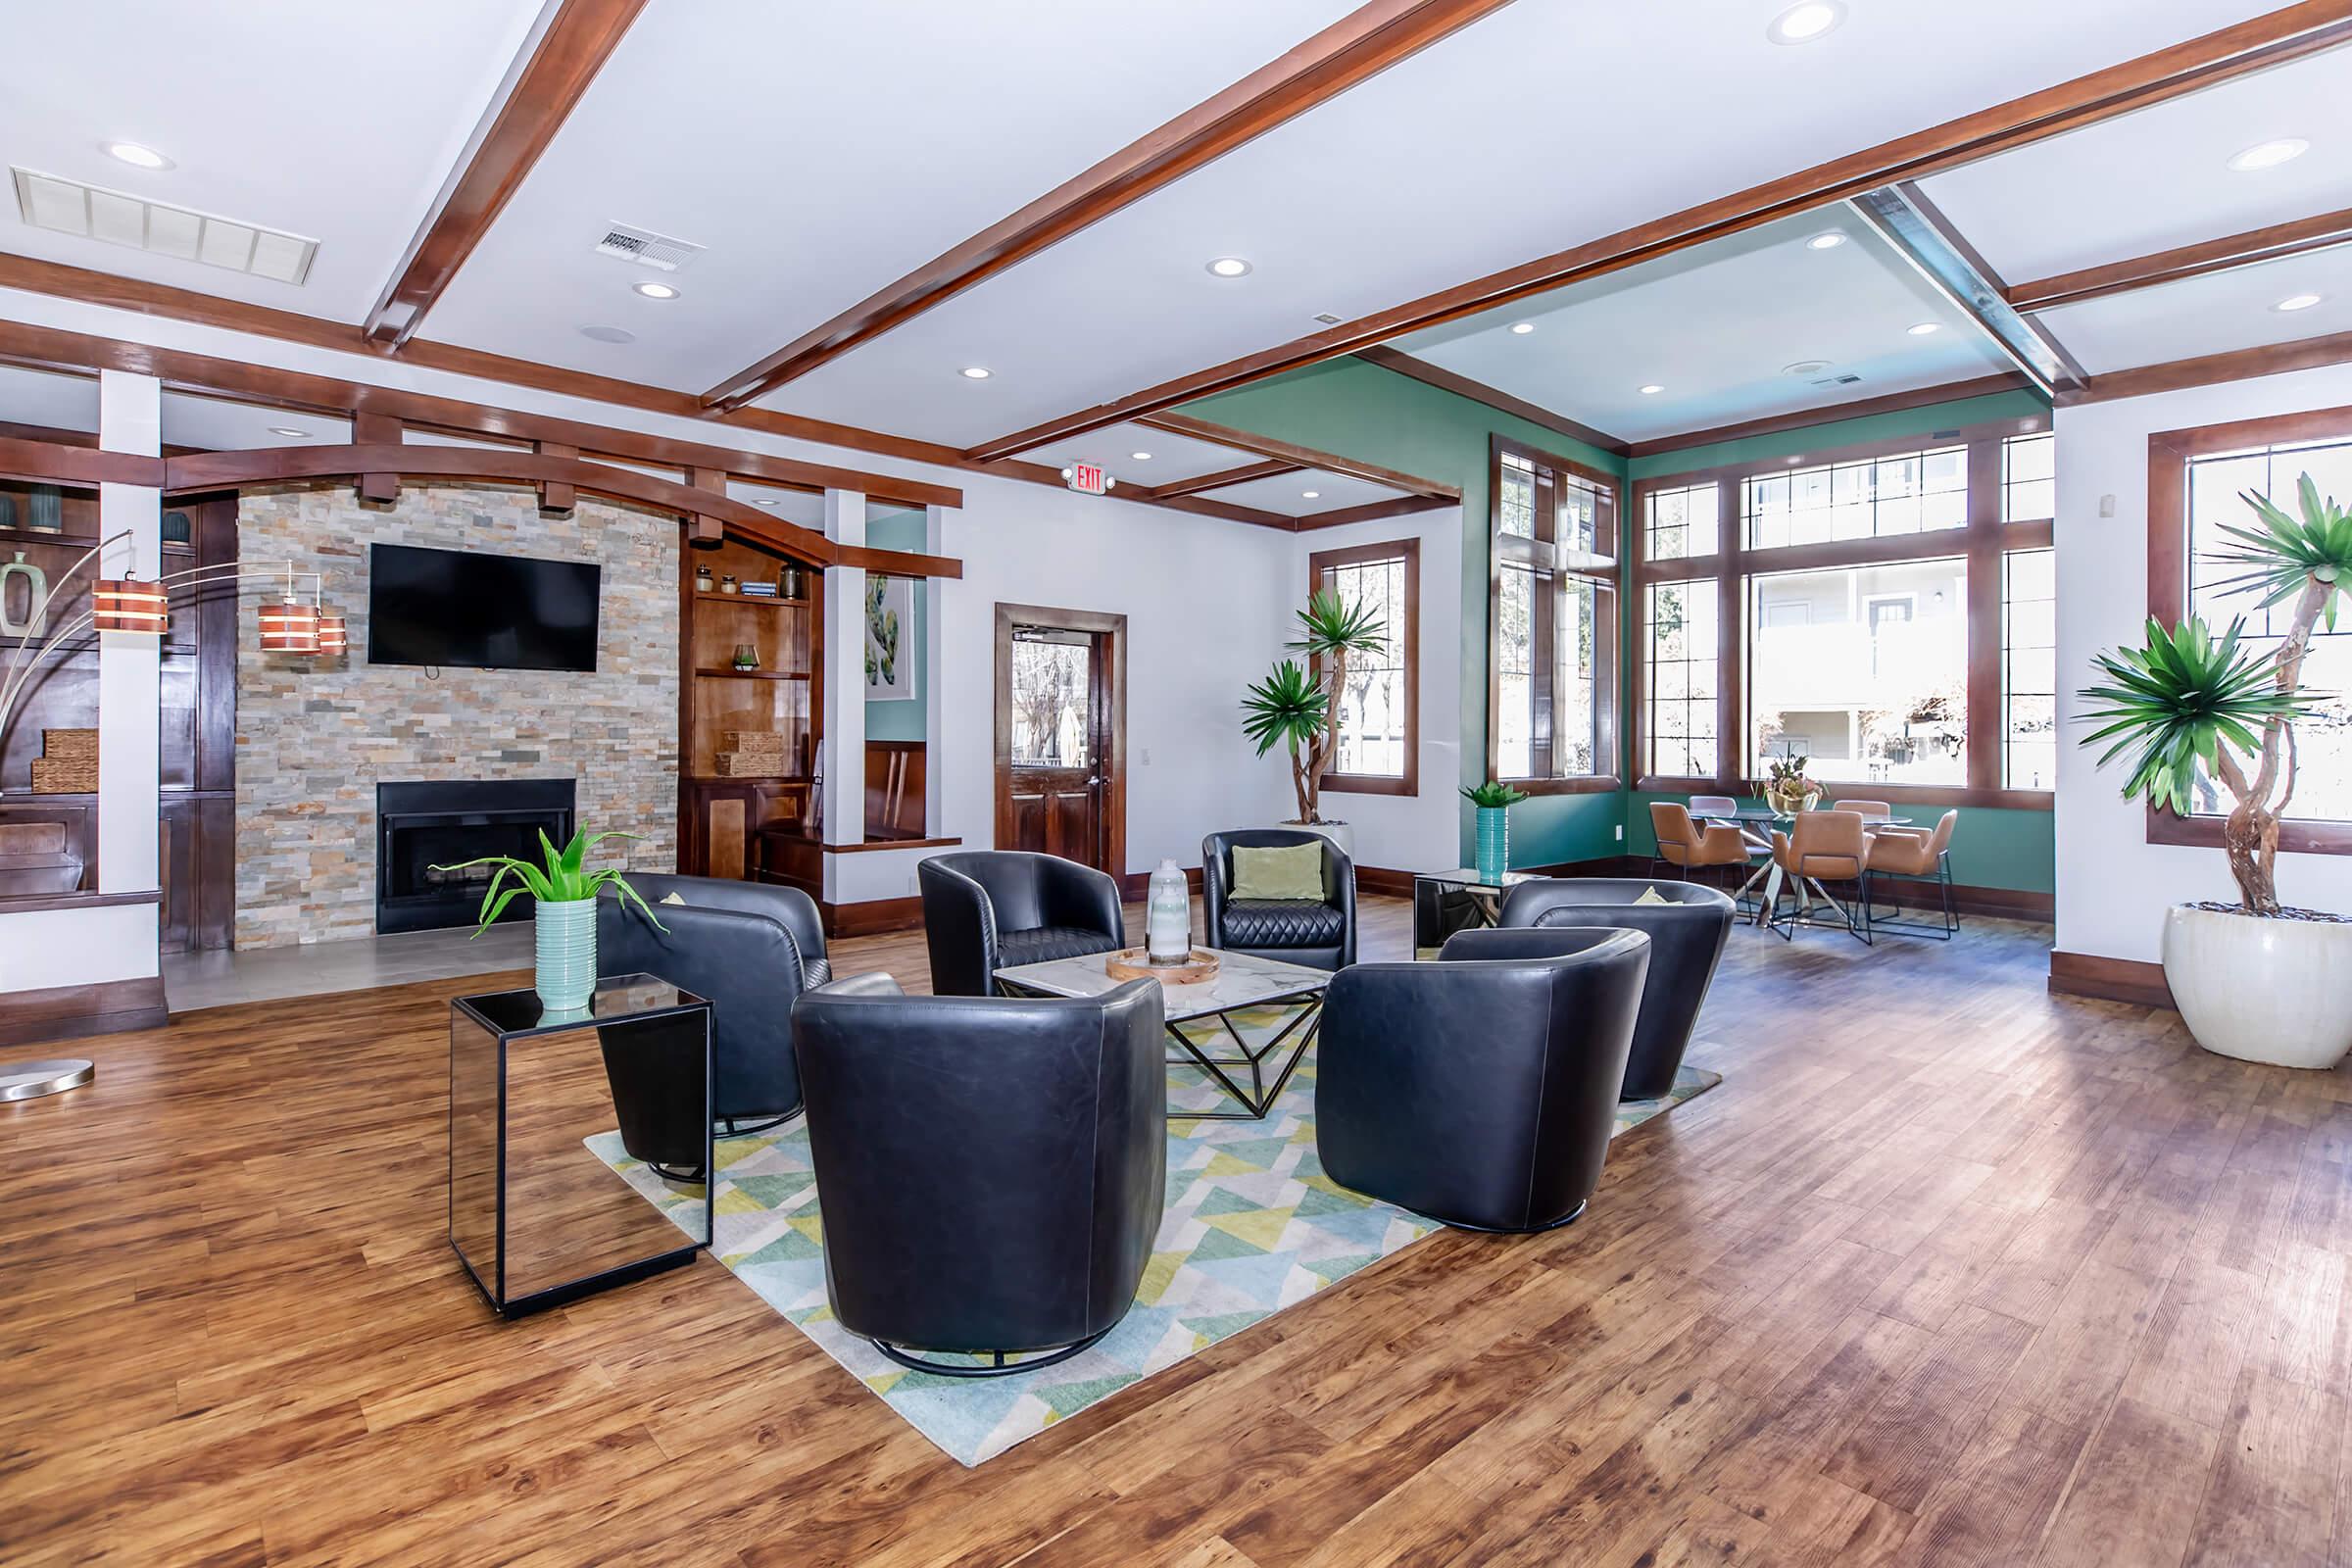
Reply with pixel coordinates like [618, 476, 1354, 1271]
[1062, 462, 1110, 496]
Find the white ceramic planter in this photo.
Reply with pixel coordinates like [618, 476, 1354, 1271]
[2161, 902, 2352, 1070]
[1288, 819, 1352, 858]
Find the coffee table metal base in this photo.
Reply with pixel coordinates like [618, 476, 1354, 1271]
[1167, 999, 1321, 1121]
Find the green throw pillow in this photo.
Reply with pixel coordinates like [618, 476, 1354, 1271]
[1232, 843, 1326, 901]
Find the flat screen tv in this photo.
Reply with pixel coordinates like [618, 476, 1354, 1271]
[367, 543, 601, 672]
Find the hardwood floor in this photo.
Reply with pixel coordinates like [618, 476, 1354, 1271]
[4, 897, 2349, 1566]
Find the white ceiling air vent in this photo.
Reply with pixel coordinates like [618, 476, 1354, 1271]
[1810, 372, 1863, 388]
[1312, 313, 1344, 325]
[594, 222, 705, 272]
[11, 168, 316, 284]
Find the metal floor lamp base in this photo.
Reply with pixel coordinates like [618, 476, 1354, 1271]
[0, 1059, 94, 1102]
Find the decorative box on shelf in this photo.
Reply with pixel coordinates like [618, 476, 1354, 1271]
[29, 728, 97, 793]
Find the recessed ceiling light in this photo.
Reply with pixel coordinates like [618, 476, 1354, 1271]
[1784, 359, 1833, 376]
[753, 498, 779, 507]
[1206, 258, 1252, 278]
[267, 426, 309, 438]
[1767, 1, 1845, 45]
[1130, 451, 1152, 461]
[1907, 321, 1942, 336]
[1639, 384, 1666, 395]
[104, 141, 172, 171]
[2275, 292, 2325, 312]
[1805, 231, 1847, 251]
[1509, 321, 1537, 335]
[631, 280, 679, 300]
[1301, 491, 1320, 500]
[2228, 137, 2310, 172]
[958, 366, 992, 379]
[1788, 456, 1804, 466]
[579, 324, 635, 344]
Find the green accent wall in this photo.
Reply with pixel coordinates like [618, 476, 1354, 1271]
[864, 508, 927, 743]
[1190, 357, 1627, 868]
[1184, 362, 2058, 894]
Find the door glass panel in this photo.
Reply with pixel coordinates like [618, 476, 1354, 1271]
[1009, 635, 1091, 766]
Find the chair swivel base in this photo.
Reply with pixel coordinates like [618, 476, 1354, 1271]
[868, 1326, 1113, 1379]
[1394, 1197, 1589, 1236]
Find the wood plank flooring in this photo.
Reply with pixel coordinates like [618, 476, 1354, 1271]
[4, 898, 2349, 1566]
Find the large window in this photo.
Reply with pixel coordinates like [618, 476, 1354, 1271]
[2002, 549, 2056, 789]
[1491, 439, 1619, 791]
[1747, 559, 1968, 786]
[1635, 419, 2054, 805]
[2154, 426, 2352, 835]
[1308, 538, 1419, 796]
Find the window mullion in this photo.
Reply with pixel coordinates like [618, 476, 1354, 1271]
[1965, 437, 2003, 794]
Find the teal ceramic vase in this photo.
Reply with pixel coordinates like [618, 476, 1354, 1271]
[535, 897, 598, 1012]
[1475, 806, 1509, 883]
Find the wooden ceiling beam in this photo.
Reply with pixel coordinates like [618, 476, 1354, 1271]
[2008, 206, 2352, 313]
[364, 0, 651, 349]
[1295, 493, 1453, 530]
[2063, 327, 2352, 406]
[964, 3, 2352, 461]
[1623, 372, 2035, 461]
[698, 0, 1520, 411]
[1142, 459, 1303, 499]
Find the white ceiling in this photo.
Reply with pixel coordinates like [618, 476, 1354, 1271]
[1201, 469, 1407, 515]
[0, 0, 543, 322]
[1917, 47, 2352, 284]
[1390, 208, 2017, 442]
[2037, 248, 2351, 374]
[0, 0, 2345, 471]
[422, 0, 1368, 392]
[755, 0, 2277, 448]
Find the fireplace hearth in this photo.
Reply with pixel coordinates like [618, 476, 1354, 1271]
[376, 779, 576, 934]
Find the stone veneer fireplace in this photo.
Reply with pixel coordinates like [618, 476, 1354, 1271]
[233, 481, 680, 949]
[375, 779, 576, 934]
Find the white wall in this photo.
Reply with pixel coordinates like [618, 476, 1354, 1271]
[2054, 361, 2352, 962]
[1282, 507, 1465, 874]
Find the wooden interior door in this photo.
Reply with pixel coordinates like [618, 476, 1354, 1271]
[995, 604, 1125, 876]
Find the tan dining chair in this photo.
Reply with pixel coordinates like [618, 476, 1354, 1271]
[1768, 809, 1874, 944]
[1648, 802, 1754, 896]
[1864, 809, 1958, 940]
[1827, 799, 1891, 819]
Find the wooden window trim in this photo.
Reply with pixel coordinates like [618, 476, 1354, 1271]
[1628, 416, 2056, 811]
[2146, 402, 2352, 854]
[1308, 536, 1421, 798]
[1487, 435, 1622, 792]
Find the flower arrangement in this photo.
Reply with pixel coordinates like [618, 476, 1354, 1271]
[1761, 756, 1818, 814]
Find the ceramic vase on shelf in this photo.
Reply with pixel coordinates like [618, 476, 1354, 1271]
[1147, 858, 1191, 963]
[535, 897, 598, 1012]
[1475, 806, 1509, 883]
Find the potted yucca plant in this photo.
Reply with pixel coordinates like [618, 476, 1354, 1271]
[1241, 587, 1388, 855]
[2079, 471, 2352, 1068]
[434, 827, 665, 1012]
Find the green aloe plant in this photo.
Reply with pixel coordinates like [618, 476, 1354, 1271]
[2078, 472, 2349, 914]
[432, 827, 667, 936]
[1242, 587, 1389, 824]
[1460, 780, 1530, 808]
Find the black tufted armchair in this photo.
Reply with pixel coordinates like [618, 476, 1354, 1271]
[597, 873, 828, 1136]
[1314, 925, 1649, 1233]
[1200, 828, 1356, 971]
[917, 851, 1127, 997]
[791, 970, 1166, 1376]
[1496, 878, 1733, 1101]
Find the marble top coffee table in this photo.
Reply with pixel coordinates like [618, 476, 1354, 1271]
[995, 947, 1329, 1121]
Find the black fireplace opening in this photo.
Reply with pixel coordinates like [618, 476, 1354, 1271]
[377, 779, 577, 935]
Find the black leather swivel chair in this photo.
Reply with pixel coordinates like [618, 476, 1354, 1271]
[917, 851, 1126, 997]
[791, 972, 1166, 1376]
[597, 873, 829, 1140]
[1314, 926, 1649, 1233]
[1200, 828, 1356, 971]
[1496, 878, 1733, 1101]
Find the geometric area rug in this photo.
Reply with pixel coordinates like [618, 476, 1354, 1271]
[588, 1006, 1721, 1468]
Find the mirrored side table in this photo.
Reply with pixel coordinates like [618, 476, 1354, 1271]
[449, 973, 711, 1318]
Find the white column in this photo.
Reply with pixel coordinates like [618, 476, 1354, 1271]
[820, 493, 866, 894]
[923, 502, 949, 840]
[96, 369, 162, 896]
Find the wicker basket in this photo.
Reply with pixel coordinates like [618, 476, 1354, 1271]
[41, 727, 98, 762]
[711, 751, 786, 778]
[719, 729, 786, 757]
[30, 756, 97, 794]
